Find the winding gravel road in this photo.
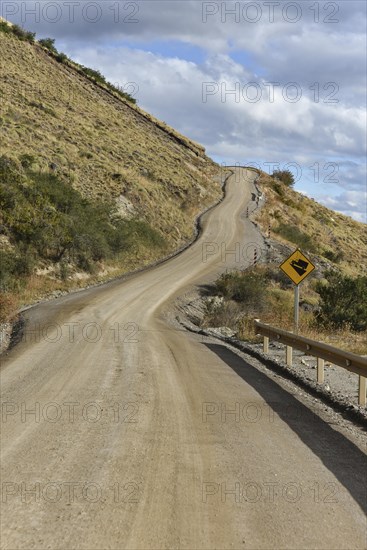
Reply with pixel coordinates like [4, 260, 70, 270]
[1, 168, 366, 549]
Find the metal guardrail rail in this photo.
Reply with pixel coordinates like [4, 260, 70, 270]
[254, 321, 367, 406]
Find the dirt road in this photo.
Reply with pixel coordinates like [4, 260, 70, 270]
[1, 168, 366, 549]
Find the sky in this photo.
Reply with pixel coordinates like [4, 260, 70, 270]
[3, 0, 367, 222]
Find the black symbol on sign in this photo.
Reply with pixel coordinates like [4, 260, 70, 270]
[290, 259, 309, 276]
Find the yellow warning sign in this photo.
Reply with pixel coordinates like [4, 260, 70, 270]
[279, 249, 315, 285]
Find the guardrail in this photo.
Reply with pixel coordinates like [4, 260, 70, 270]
[254, 321, 367, 406]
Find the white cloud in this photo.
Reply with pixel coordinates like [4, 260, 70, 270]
[319, 191, 367, 223]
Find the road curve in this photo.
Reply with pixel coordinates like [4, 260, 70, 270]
[1, 168, 366, 549]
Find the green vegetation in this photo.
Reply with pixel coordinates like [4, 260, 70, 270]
[203, 264, 366, 352]
[322, 249, 344, 263]
[272, 169, 295, 187]
[255, 172, 367, 278]
[0, 20, 220, 326]
[78, 65, 137, 103]
[214, 268, 269, 311]
[315, 272, 367, 332]
[38, 36, 137, 103]
[273, 223, 317, 253]
[38, 37, 58, 53]
[0, 292, 17, 323]
[0, 155, 165, 292]
[271, 180, 286, 197]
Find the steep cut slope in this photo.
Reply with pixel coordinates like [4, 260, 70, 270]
[0, 30, 220, 247]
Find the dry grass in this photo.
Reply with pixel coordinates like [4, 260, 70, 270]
[1, 32, 365, 341]
[236, 307, 367, 355]
[0, 293, 18, 323]
[238, 313, 367, 355]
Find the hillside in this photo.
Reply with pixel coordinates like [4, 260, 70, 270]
[254, 171, 367, 276]
[0, 27, 222, 318]
[0, 30, 221, 229]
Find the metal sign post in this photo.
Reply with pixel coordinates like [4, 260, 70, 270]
[279, 249, 315, 334]
[294, 284, 300, 334]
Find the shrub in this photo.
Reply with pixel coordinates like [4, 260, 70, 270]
[315, 272, 367, 331]
[204, 301, 242, 329]
[265, 265, 293, 289]
[0, 21, 35, 43]
[0, 251, 17, 291]
[80, 66, 106, 85]
[113, 86, 137, 104]
[11, 24, 35, 42]
[0, 21, 12, 35]
[272, 169, 295, 187]
[0, 155, 166, 281]
[272, 181, 285, 197]
[55, 52, 69, 64]
[20, 154, 36, 169]
[0, 250, 34, 291]
[39, 37, 58, 54]
[1, 22, 136, 104]
[214, 268, 269, 311]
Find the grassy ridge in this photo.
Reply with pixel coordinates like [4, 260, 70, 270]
[0, 30, 220, 244]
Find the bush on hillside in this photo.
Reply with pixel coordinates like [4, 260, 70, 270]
[322, 249, 344, 263]
[0, 22, 35, 43]
[39, 37, 58, 53]
[214, 268, 269, 311]
[1, 23, 136, 104]
[272, 169, 295, 187]
[0, 292, 18, 323]
[55, 52, 69, 64]
[314, 271, 367, 331]
[0, 21, 12, 35]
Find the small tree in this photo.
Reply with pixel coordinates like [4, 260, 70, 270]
[39, 37, 58, 54]
[272, 169, 295, 187]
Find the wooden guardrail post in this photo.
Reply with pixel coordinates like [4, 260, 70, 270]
[286, 346, 293, 366]
[359, 376, 366, 407]
[263, 336, 269, 353]
[317, 358, 324, 384]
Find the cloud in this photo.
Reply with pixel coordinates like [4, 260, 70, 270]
[319, 191, 367, 223]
